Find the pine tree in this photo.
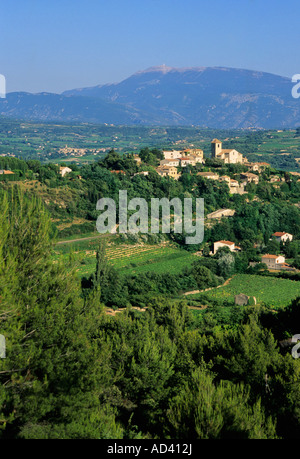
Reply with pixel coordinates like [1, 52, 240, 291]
[0, 189, 122, 438]
[166, 367, 277, 439]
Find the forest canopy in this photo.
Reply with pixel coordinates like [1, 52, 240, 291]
[0, 189, 299, 439]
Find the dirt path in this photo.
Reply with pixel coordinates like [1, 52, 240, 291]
[105, 306, 147, 316]
[183, 276, 234, 296]
[105, 277, 235, 315]
[105, 304, 207, 315]
[56, 234, 106, 245]
[56, 225, 119, 245]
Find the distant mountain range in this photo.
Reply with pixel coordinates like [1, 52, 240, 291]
[1, 66, 299, 129]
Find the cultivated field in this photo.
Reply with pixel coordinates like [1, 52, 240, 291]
[187, 273, 300, 309]
[53, 238, 198, 278]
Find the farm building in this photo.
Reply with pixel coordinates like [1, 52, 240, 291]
[272, 232, 293, 243]
[213, 240, 241, 254]
[261, 254, 286, 269]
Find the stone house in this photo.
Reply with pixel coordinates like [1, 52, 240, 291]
[218, 175, 231, 184]
[162, 150, 182, 160]
[179, 156, 197, 167]
[245, 162, 270, 172]
[159, 158, 180, 167]
[156, 165, 180, 180]
[197, 171, 219, 180]
[229, 179, 245, 194]
[240, 172, 259, 184]
[218, 175, 245, 194]
[234, 294, 257, 306]
[182, 149, 204, 161]
[261, 254, 286, 269]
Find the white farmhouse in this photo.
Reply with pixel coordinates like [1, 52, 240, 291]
[272, 232, 293, 243]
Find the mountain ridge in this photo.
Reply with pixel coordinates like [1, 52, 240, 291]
[1, 66, 299, 128]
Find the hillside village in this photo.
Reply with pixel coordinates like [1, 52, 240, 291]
[132, 139, 277, 194]
[159, 139, 271, 190]
[1, 137, 299, 274]
[129, 139, 299, 273]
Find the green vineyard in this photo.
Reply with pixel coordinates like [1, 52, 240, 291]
[53, 239, 198, 277]
[189, 274, 300, 309]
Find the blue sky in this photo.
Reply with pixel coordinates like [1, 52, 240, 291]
[1, 0, 299, 93]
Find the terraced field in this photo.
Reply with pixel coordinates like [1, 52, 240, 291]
[53, 239, 198, 278]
